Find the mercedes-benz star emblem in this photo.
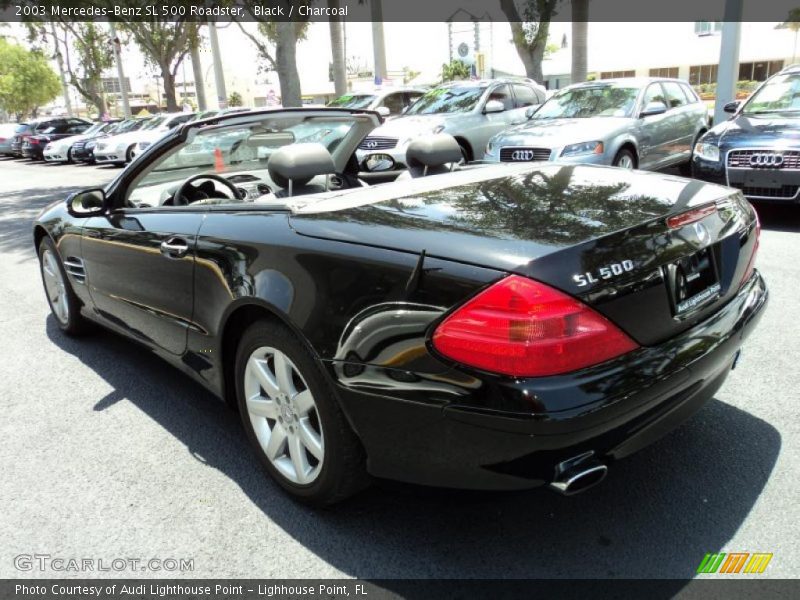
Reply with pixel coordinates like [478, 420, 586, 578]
[693, 221, 710, 245]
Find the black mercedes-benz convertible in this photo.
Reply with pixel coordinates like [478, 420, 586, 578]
[34, 108, 767, 505]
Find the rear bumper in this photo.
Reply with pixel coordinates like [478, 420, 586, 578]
[331, 271, 768, 490]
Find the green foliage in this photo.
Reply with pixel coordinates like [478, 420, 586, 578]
[227, 91, 243, 107]
[0, 39, 61, 117]
[441, 60, 471, 83]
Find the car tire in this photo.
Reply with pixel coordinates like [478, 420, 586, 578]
[613, 148, 636, 169]
[125, 145, 135, 163]
[38, 237, 88, 336]
[66, 147, 74, 164]
[235, 320, 369, 506]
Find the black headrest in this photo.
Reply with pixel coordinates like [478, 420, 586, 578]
[267, 143, 336, 188]
[406, 134, 462, 169]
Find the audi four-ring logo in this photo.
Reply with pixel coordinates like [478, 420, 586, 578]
[749, 153, 784, 168]
[510, 150, 536, 161]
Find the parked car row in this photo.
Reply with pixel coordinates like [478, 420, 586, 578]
[0, 108, 253, 168]
[354, 77, 709, 176]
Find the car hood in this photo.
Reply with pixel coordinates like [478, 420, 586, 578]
[367, 115, 450, 139]
[288, 163, 733, 274]
[493, 117, 631, 146]
[715, 113, 800, 147]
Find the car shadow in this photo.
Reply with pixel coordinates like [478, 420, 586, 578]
[752, 201, 800, 233]
[45, 316, 781, 581]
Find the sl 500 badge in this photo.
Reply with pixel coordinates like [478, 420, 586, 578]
[573, 260, 635, 287]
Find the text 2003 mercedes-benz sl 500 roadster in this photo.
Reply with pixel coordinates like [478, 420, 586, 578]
[34, 108, 767, 505]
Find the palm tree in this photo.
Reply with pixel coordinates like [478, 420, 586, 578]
[571, 0, 589, 84]
[329, 0, 347, 95]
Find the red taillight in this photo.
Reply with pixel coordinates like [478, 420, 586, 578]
[740, 211, 761, 287]
[432, 275, 639, 377]
[666, 204, 717, 229]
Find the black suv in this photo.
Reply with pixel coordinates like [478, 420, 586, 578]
[11, 118, 91, 159]
[693, 64, 800, 204]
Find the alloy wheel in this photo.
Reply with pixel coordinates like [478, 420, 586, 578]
[41, 248, 68, 324]
[616, 154, 634, 169]
[243, 346, 324, 485]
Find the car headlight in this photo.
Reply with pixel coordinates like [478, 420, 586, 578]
[116, 142, 127, 151]
[694, 142, 720, 162]
[486, 139, 495, 154]
[432, 125, 445, 134]
[561, 141, 604, 157]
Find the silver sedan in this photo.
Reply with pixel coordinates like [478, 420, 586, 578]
[483, 78, 710, 171]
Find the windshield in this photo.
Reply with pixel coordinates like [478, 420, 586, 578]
[128, 114, 359, 208]
[405, 86, 486, 115]
[327, 94, 377, 109]
[83, 122, 105, 135]
[14, 124, 33, 134]
[533, 85, 640, 119]
[743, 73, 800, 115]
[142, 116, 167, 130]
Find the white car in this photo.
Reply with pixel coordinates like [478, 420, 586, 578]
[327, 88, 426, 118]
[43, 121, 121, 163]
[355, 79, 545, 173]
[94, 112, 195, 166]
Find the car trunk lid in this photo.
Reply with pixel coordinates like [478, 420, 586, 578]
[289, 164, 757, 345]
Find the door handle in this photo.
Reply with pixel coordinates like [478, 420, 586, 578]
[160, 237, 189, 258]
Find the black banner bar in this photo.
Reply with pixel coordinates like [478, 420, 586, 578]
[2, 579, 800, 600]
[2, 0, 800, 23]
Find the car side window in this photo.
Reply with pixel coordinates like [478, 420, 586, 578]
[66, 123, 88, 134]
[642, 84, 667, 110]
[512, 84, 538, 108]
[662, 82, 687, 108]
[380, 93, 405, 115]
[487, 85, 514, 110]
[405, 92, 423, 109]
[680, 83, 699, 103]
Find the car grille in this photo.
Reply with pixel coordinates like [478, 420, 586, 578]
[727, 149, 800, 170]
[500, 147, 551, 162]
[729, 183, 800, 200]
[72, 141, 86, 152]
[358, 137, 398, 150]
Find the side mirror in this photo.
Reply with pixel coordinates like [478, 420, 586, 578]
[375, 106, 391, 117]
[484, 100, 505, 114]
[525, 105, 540, 119]
[640, 101, 668, 117]
[723, 100, 740, 114]
[67, 188, 107, 218]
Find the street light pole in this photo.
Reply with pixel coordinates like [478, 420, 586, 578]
[714, 0, 743, 126]
[207, 20, 227, 108]
[108, 21, 131, 118]
[49, 23, 73, 117]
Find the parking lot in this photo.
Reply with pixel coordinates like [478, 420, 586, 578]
[0, 156, 798, 580]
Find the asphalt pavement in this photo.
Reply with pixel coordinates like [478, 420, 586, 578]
[0, 157, 797, 581]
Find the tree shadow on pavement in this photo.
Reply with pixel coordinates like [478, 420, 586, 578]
[0, 185, 84, 258]
[45, 316, 781, 583]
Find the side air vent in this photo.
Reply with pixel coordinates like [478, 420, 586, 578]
[63, 257, 86, 285]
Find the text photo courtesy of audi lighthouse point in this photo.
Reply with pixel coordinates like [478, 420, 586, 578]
[0, 0, 798, 598]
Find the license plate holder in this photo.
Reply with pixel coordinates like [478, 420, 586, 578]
[665, 246, 721, 317]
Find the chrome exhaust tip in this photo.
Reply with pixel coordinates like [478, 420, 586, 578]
[548, 454, 608, 496]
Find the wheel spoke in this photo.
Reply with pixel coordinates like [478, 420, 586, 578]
[264, 422, 287, 460]
[298, 420, 323, 461]
[246, 394, 277, 419]
[288, 433, 310, 483]
[293, 389, 314, 416]
[250, 358, 280, 399]
[273, 352, 295, 395]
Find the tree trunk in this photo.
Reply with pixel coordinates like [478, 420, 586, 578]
[571, 0, 589, 84]
[190, 43, 207, 111]
[329, 0, 347, 96]
[370, 1, 387, 81]
[161, 66, 178, 111]
[500, 0, 556, 84]
[275, 22, 302, 107]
